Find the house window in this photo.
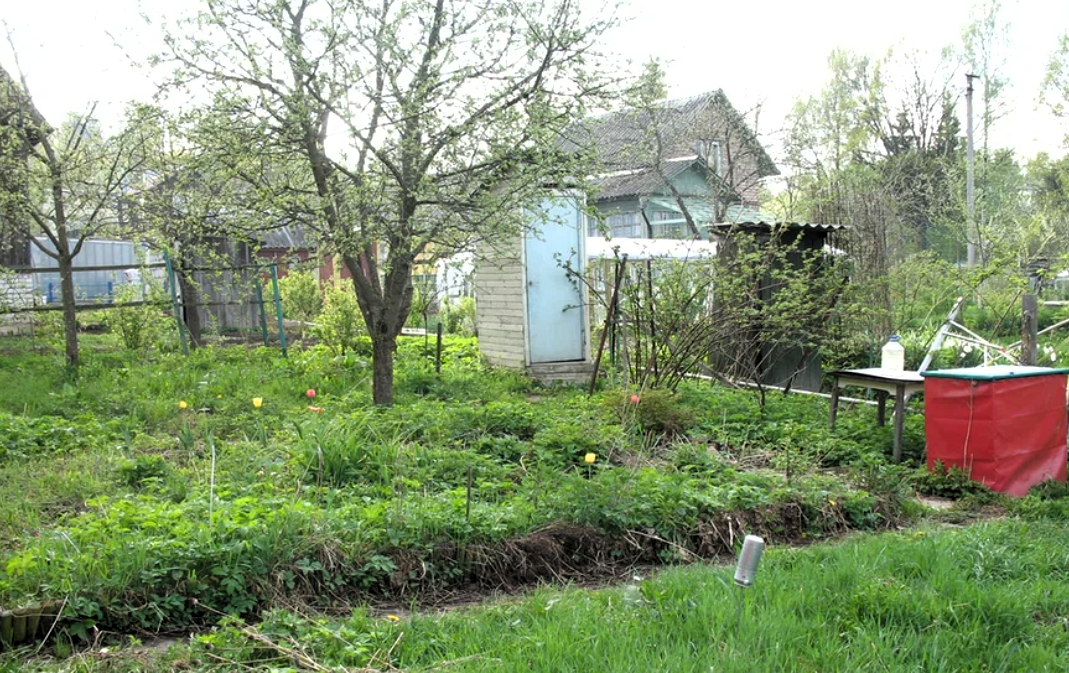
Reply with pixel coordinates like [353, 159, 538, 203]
[696, 139, 723, 175]
[596, 211, 642, 238]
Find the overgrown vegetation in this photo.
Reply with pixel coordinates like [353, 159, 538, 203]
[0, 330, 923, 652]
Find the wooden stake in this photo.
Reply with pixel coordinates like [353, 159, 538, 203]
[1022, 293, 1038, 366]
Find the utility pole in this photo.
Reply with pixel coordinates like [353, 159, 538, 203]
[966, 73, 980, 268]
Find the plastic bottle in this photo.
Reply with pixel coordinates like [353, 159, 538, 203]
[881, 334, 905, 371]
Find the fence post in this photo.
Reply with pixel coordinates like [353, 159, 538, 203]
[107, 280, 113, 302]
[436, 321, 443, 375]
[270, 264, 288, 357]
[1022, 293, 1038, 366]
[164, 252, 190, 356]
[255, 280, 270, 345]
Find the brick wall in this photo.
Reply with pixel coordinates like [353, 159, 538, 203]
[475, 236, 527, 369]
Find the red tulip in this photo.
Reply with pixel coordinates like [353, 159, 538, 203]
[306, 389, 316, 399]
[630, 394, 640, 404]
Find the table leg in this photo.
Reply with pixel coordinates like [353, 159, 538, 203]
[876, 390, 888, 427]
[829, 378, 840, 429]
[893, 383, 905, 464]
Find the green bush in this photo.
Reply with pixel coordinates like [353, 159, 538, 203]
[1028, 479, 1069, 500]
[279, 269, 323, 338]
[313, 285, 365, 355]
[441, 296, 477, 337]
[117, 454, 171, 489]
[910, 461, 999, 502]
[108, 283, 168, 351]
[609, 389, 695, 437]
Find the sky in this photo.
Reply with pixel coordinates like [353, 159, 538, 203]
[2, 0, 1067, 164]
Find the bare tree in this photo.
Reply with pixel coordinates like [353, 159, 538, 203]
[0, 61, 147, 367]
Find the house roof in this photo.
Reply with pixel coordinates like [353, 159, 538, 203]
[564, 90, 779, 178]
[259, 225, 313, 250]
[591, 159, 702, 200]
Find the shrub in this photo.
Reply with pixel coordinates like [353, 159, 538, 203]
[314, 285, 365, 355]
[609, 389, 695, 437]
[441, 297, 477, 337]
[279, 269, 323, 338]
[1028, 479, 1069, 500]
[117, 454, 171, 489]
[910, 462, 998, 502]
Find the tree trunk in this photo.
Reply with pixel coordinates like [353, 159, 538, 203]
[371, 333, 395, 406]
[176, 265, 202, 348]
[57, 255, 79, 368]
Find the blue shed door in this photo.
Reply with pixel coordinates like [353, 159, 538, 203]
[525, 195, 585, 363]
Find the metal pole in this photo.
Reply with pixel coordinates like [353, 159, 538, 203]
[436, 321, 443, 374]
[966, 74, 979, 268]
[255, 280, 270, 345]
[270, 264, 288, 357]
[164, 251, 189, 356]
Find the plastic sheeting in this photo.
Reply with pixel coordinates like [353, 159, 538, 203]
[924, 372, 1068, 497]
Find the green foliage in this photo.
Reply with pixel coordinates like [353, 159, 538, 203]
[440, 296, 477, 337]
[1029, 479, 1069, 501]
[0, 335, 918, 645]
[313, 285, 366, 355]
[117, 455, 171, 489]
[0, 412, 123, 462]
[278, 269, 323, 330]
[910, 461, 999, 502]
[608, 389, 694, 437]
[107, 283, 169, 351]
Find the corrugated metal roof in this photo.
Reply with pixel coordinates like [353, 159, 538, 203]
[259, 225, 313, 250]
[709, 221, 848, 232]
[723, 204, 776, 224]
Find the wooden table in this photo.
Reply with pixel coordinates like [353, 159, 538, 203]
[828, 368, 925, 463]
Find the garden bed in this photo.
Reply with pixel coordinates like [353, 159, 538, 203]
[0, 334, 920, 649]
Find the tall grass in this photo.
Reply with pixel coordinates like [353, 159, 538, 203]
[185, 519, 1069, 672]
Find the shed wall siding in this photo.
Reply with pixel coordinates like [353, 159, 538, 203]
[475, 237, 527, 369]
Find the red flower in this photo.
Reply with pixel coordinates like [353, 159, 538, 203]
[306, 389, 316, 399]
[630, 394, 640, 404]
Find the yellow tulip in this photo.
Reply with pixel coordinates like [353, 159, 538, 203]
[584, 453, 597, 465]
[178, 400, 188, 410]
[387, 614, 400, 623]
[252, 397, 263, 409]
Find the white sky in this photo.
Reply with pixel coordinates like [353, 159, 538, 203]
[2, 0, 1067, 163]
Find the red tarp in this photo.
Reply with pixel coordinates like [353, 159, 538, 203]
[925, 374, 1068, 497]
